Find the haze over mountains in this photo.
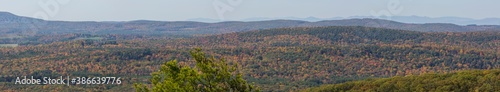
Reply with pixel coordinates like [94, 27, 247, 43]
[1, 11, 500, 37]
[189, 16, 500, 26]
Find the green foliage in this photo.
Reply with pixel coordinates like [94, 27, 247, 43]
[303, 70, 500, 92]
[134, 48, 259, 92]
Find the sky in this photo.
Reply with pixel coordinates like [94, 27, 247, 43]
[0, 0, 499, 21]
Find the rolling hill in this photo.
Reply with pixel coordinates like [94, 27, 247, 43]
[2, 26, 500, 91]
[2, 11, 500, 38]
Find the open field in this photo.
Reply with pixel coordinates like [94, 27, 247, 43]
[74, 37, 104, 40]
[0, 44, 18, 47]
[0, 35, 23, 39]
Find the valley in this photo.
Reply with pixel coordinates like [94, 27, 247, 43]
[1, 26, 500, 91]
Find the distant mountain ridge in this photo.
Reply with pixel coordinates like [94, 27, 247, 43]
[1, 11, 500, 36]
[193, 16, 500, 25]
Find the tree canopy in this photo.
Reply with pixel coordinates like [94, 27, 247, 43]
[303, 70, 500, 92]
[134, 48, 259, 92]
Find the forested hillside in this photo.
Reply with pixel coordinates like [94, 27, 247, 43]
[2, 26, 500, 91]
[303, 69, 500, 92]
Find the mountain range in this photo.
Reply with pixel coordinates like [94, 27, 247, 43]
[1, 11, 500, 37]
[189, 16, 500, 26]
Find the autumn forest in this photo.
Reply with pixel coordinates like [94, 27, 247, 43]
[1, 24, 500, 91]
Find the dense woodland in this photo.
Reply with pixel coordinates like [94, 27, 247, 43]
[2, 26, 500, 91]
[303, 69, 500, 92]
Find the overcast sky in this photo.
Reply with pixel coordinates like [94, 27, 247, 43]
[0, 0, 498, 21]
